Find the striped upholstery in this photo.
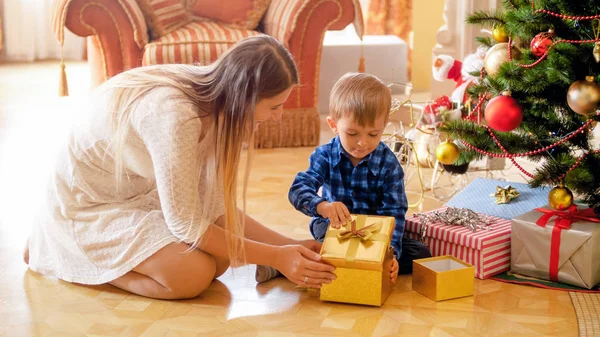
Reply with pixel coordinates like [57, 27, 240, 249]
[191, 0, 271, 30]
[263, 0, 364, 47]
[262, 0, 306, 47]
[142, 21, 260, 65]
[52, 0, 149, 48]
[136, 0, 191, 39]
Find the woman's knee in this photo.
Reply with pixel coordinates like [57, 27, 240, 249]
[133, 243, 218, 299]
[164, 251, 217, 299]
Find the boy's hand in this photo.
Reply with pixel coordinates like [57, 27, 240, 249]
[390, 258, 399, 284]
[316, 201, 351, 228]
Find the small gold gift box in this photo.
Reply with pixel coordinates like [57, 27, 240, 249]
[412, 256, 474, 301]
[319, 214, 396, 306]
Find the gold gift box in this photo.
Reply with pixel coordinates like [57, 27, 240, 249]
[412, 256, 474, 301]
[319, 214, 395, 306]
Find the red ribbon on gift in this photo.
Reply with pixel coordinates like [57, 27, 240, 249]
[535, 205, 600, 281]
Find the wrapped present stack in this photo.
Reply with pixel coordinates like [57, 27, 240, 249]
[511, 205, 600, 289]
[319, 214, 395, 306]
[445, 178, 551, 220]
[406, 207, 512, 279]
[410, 177, 600, 290]
[406, 178, 552, 280]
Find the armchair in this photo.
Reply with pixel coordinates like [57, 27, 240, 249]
[52, 0, 360, 148]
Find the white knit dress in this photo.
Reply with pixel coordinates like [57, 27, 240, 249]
[28, 86, 224, 285]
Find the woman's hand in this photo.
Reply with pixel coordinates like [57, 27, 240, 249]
[273, 245, 336, 289]
[316, 201, 351, 228]
[295, 239, 322, 254]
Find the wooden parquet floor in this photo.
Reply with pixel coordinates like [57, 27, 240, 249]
[0, 62, 579, 337]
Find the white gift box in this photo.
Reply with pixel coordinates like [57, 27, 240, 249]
[318, 32, 408, 115]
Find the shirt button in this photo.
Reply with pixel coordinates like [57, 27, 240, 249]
[352, 191, 358, 197]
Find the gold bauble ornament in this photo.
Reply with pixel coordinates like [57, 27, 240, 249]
[484, 43, 522, 77]
[548, 185, 574, 211]
[492, 25, 509, 42]
[435, 141, 460, 165]
[593, 42, 600, 63]
[567, 76, 600, 115]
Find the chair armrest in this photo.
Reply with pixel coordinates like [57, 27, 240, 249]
[52, 0, 149, 79]
[263, 0, 356, 109]
[262, 0, 355, 47]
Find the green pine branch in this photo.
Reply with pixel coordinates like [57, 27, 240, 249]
[475, 36, 494, 48]
[501, 0, 531, 9]
[456, 2, 600, 212]
[501, 0, 519, 9]
[466, 10, 506, 28]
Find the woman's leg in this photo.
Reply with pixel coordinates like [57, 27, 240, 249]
[213, 255, 230, 278]
[109, 242, 229, 300]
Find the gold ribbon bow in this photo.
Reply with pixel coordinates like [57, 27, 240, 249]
[337, 217, 382, 241]
[493, 185, 520, 204]
[326, 215, 389, 262]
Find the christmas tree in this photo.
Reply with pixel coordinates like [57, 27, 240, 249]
[440, 0, 600, 215]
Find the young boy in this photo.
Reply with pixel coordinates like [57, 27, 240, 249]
[298, 72, 429, 277]
[255, 72, 430, 284]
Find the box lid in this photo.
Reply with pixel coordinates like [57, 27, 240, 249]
[445, 178, 551, 219]
[405, 207, 512, 250]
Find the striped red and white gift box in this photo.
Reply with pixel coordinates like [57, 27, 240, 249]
[405, 207, 512, 279]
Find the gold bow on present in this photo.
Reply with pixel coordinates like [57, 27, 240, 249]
[337, 217, 382, 241]
[493, 185, 520, 204]
[326, 215, 389, 262]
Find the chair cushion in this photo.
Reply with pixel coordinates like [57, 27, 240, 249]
[190, 0, 271, 30]
[142, 21, 261, 65]
[136, 0, 192, 39]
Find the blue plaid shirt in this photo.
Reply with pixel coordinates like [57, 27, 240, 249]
[289, 136, 408, 258]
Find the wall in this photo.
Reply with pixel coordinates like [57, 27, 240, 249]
[412, 0, 445, 91]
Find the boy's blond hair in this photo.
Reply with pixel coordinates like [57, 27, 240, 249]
[329, 72, 391, 126]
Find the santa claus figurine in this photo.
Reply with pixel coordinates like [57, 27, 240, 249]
[432, 46, 487, 106]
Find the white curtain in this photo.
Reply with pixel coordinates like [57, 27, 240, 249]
[2, 0, 85, 61]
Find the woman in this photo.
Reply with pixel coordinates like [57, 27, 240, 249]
[25, 35, 336, 299]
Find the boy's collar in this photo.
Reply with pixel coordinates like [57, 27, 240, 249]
[331, 136, 382, 175]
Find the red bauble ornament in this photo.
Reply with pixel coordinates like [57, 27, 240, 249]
[484, 92, 523, 132]
[530, 31, 553, 57]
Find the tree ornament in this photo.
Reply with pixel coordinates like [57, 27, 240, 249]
[566, 76, 600, 115]
[484, 43, 522, 77]
[435, 141, 460, 165]
[492, 25, 509, 42]
[594, 20, 600, 63]
[484, 91, 523, 132]
[548, 184, 574, 211]
[530, 31, 553, 57]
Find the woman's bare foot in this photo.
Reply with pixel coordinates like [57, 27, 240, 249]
[23, 237, 30, 265]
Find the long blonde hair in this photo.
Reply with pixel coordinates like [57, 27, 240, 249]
[105, 35, 298, 265]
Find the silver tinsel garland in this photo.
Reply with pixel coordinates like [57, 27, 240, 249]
[413, 207, 493, 241]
